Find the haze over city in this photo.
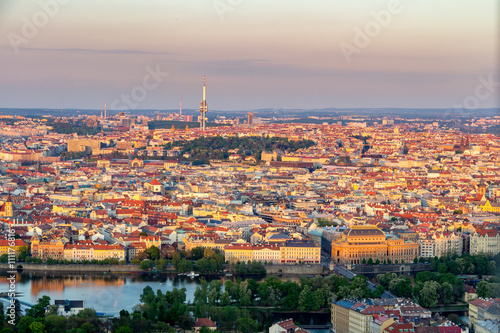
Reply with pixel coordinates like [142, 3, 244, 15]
[0, 0, 498, 110]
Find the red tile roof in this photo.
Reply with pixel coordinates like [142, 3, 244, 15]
[194, 318, 216, 328]
[149, 179, 161, 186]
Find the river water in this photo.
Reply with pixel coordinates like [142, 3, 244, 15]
[0, 271, 332, 331]
[0, 271, 214, 315]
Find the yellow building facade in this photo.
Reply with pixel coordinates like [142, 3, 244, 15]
[280, 240, 321, 264]
[31, 234, 65, 260]
[481, 200, 500, 213]
[224, 243, 254, 263]
[0, 194, 14, 217]
[331, 225, 419, 265]
[0, 239, 27, 258]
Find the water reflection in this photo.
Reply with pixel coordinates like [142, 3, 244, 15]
[0, 272, 331, 326]
[0, 271, 312, 316]
[0, 272, 210, 315]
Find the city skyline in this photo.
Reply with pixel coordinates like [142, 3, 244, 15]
[0, 0, 498, 110]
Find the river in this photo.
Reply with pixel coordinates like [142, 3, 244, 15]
[0, 271, 332, 330]
[0, 271, 217, 315]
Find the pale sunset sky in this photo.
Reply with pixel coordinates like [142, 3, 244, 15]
[0, 0, 498, 110]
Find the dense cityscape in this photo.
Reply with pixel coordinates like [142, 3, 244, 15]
[0, 107, 499, 332]
[0, 1, 498, 333]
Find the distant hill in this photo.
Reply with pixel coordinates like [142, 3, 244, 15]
[0, 107, 498, 119]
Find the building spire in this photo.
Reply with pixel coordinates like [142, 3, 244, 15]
[203, 75, 206, 101]
[200, 75, 208, 131]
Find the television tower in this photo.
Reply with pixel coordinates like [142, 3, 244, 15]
[199, 75, 207, 130]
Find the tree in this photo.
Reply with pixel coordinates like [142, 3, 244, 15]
[191, 247, 205, 260]
[248, 261, 266, 274]
[204, 248, 215, 259]
[220, 291, 231, 306]
[140, 259, 154, 271]
[116, 326, 134, 333]
[194, 279, 209, 306]
[18, 316, 35, 333]
[368, 258, 374, 265]
[178, 259, 193, 273]
[140, 286, 156, 304]
[419, 281, 441, 308]
[153, 322, 175, 333]
[447, 314, 462, 326]
[26, 295, 51, 318]
[45, 315, 68, 333]
[377, 273, 397, 288]
[415, 271, 437, 283]
[236, 318, 258, 333]
[241, 288, 252, 306]
[488, 261, 497, 275]
[195, 258, 211, 272]
[155, 258, 168, 271]
[352, 275, 368, 290]
[76, 308, 99, 319]
[437, 263, 448, 273]
[0, 328, 14, 333]
[311, 289, 325, 310]
[298, 285, 312, 311]
[477, 281, 493, 298]
[389, 277, 412, 298]
[207, 280, 223, 305]
[447, 260, 459, 275]
[17, 245, 29, 261]
[29, 322, 46, 333]
[441, 282, 454, 304]
[172, 252, 181, 269]
[134, 250, 148, 262]
[146, 246, 160, 260]
[281, 280, 301, 309]
[414, 257, 419, 264]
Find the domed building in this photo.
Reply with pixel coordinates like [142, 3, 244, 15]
[331, 224, 419, 265]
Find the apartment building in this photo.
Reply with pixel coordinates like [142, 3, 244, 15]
[469, 299, 500, 327]
[470, 229, 500, 255]
[418, 232, 463, 258]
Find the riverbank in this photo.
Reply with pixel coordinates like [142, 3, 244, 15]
[264, 264, 326, 275]
[0, 263, 141, 273]
[1, 263, 328, 275]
